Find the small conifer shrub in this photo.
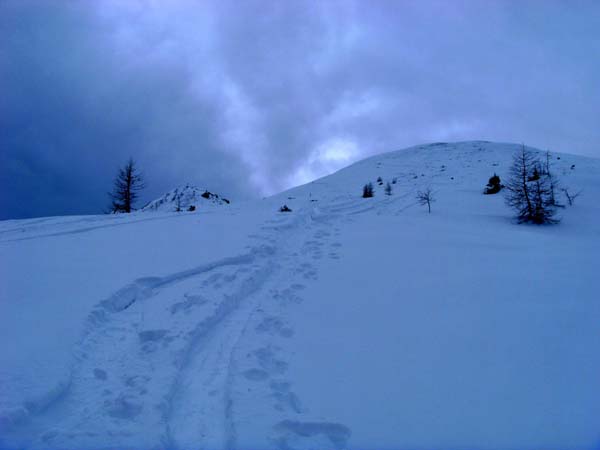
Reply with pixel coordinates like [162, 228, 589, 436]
[362, 183, 374, 198]
[484, 173, 503, 195]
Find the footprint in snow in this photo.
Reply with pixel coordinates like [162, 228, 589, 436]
[170, 293, 208, 315]
[254, 347, 288, 374]
[104, 394, 143, 420]
[93, 368, 108, 381]
[255, 316, 294, 338]
[243, 368, 269, 382]
[270, 381, 303, 414]
[272, 288, 303, 304]
[273, 420, 351, 450]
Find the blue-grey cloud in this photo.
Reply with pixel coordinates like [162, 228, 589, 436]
[1, 0, 599, 219]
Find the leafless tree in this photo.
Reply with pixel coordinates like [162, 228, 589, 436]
[544, 150, 559, 205]
[109, 158, 145, 213]
[416, 187, 434, 213]
[561, 187, 581, 206]
[504, 145, 557, 224]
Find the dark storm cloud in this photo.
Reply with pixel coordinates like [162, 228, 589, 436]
[1, 0, 599, 219]
[0, 1, 247, 219]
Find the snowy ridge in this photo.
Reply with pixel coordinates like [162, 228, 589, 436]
[1, 141, 599, 449]
[141, 184, 230, 212]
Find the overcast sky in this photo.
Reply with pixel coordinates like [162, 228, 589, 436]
[1, 0, 599, 219]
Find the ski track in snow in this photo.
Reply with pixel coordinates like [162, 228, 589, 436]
[162, 247, 277, 449]
[0, 211, 201, 243]
[27, 243, 279, 448]
[224, 201, 361, 449]
[229, 209, 354, 450]
[3, 196, 393, 449]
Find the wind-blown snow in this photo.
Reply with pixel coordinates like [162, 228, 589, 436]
[1, 141, 599, 449]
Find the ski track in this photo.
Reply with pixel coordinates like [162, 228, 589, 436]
[162, 252, 277, 449]
[34, 243, 279, 448]
[0, 211, 200, 243]
[4, 196, 404, 449]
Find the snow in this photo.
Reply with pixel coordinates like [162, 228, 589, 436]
[1, 141, 599, 449]
[141, 184, 230, 212]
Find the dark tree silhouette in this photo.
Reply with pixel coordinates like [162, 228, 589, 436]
[561, 187, 581, 206]
[504, 145, 557, 224]
[528, 165, 541, 181]
[416, 187, 434, 213]
[543, 150, 559, 206]
[484, 173, 502, 195]
[109, 158, 145, 213]
[362, 182, 374, 198]
[384, 182, 393, 196]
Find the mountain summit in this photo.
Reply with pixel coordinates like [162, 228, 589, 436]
[141, 184, 230, 212]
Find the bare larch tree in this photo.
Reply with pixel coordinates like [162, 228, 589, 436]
[109, 158, 145, 213]
[416, 187, 434, 213]
[505, 145, 557, 224]
[543, 150, 559, 206]
[561, 187, 581, 206]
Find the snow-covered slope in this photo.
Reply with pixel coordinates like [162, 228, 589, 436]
[141, 184, 230, 212]
[1, 141, 599, 450]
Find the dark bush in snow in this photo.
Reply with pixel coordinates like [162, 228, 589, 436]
[279, 205, 292, 212]
[484, 173, 503, 195]
[188, 205, 196, 212]
[384, 182, 393, 196]
[362, 183, 374, 198]
[377, 176, 383, 185]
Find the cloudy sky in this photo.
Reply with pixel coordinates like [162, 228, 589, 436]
[1, 0, 599, 219]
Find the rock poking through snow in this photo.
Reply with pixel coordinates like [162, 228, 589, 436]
[141, 184, 230, 212]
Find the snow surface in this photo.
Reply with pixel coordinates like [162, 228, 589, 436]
[1, 141, 599, 449]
